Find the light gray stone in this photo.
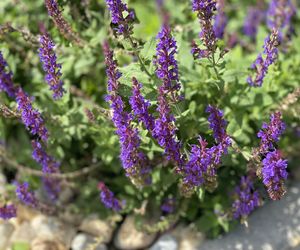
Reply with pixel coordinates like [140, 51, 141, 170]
[31, 237, 67, 250]
[71, 233, 107, 250]
[9, 221, 37, 245]
[0, 222, 15, 249]
[114, 215, 157, 250]
[150, 234, 178, 250]
[199, 183, 300, 250]
[31, 215, 76, 248]
[79, 214, 114, 243]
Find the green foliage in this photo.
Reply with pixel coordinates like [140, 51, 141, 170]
[0, 0, 299, 238]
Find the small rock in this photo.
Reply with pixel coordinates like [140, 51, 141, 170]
[9, 221, 37, 245]
[0, 222, 15, 249]
[71, 233, 107, 250]
[31, 215, 76, 248]
[30, 237, 67, 250]
[114, 215, 156, 250]
[150, 234, 178, 250]
[171, 224, 205, 250]
[31, 237, 67, 250]
[79, 214, 114, 243]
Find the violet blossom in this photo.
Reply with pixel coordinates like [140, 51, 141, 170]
[262, 150, 288, 200]
[15, 182, 38, 208]
[213, 0, 227, 39]
[98, 182, 122, 211]
[0, 51, 16, 98]
[232, 176, 260, 219]
[39, 33, 65, 99]
[243, 6, 265, 40]
[0, 204, 17, 220]
[16, 88, 49, 142]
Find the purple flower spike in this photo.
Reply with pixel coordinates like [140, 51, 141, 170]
[247, 29, 279, 87]
[206, 105, 231, 151]
[15, 182, 38, 208]
[232, 176, 260, 219]
[257, 112, 285, 154]
[153, 88, 184, 168]
[105, 0, 135, 36]
[262, 150, 288, 200]
[0, 51, 16, 98]
[0, 204, 17, 220]
[39, 33, 65, 100]
[155, 25, 181, 102]
[243, 6, 265, 40]
[191, 0, 217, 59]
[161, 197, 176, 214]
[130, 77, 155, 132]
[213, 0, 227, 39]
[16, 88, 49, 142]
[32, 140, 61, 200]
[98, 182, 122, 211]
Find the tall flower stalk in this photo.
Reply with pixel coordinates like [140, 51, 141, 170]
[0, 51, 16, 98]
[98, 182, 123, 211]
[103, 42, 151, 186]
[213, 0, 227, 39]
[39, 33, 65, 100]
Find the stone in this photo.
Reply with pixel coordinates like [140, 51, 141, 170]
[171, 224, 205, 250]
[150, 234, 178, 250]
[9, 221, 37, 245]
[79, 214, 114, 243]
[0, 222, 15, 249]
[31, 237, 67, 250]
[71, 233, 107, 250]
[114, 215, 157, 250]
[198, 182, 300, 250]
[31, 215, 76, 248]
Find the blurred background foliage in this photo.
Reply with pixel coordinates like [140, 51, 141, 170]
[0, 0, 300, 237]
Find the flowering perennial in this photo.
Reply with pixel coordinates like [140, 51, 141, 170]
[232, 176, 260, 219]
[243, 6, 265, 40]
[105, 0, 135, 36]
[32, 140, 61, 200]
[0, 204, 17, 220]
[39, 33, 65, 100]
[15, 182, 38, 208]
[155, 25, 181, 101]
[104, 42, 151, 186]
[262, 150, 288, 200]
[0, 52, 16, 98]
[191, 0, 217, 59]
[267, 0, 296, 38]
[247, 29, 279, 87]
[213, 0, 227, 39]
[16, 88, 49, 141]
[257, 112, 286, 154]
[98, 182, 122, 211]
[130, 77, 155, 132]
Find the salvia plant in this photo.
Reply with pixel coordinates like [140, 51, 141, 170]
[0, 0, 299, 237]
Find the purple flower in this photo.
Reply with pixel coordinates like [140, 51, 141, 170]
[213, 0, 227, 39]
[206, 105, 231, 151]
[105, 0, 135, 36]
[0, 51, 16, 98]
[153, 88, 184, 168]
[0, 204, 17, 220]
[44, 0, 61, 17]
[98, 182, 122, 211]
[191, 0, 217, 59]
[161, 197, 176, 214]
[257, 112, 285, 154]
[15, 182, 38, 208]
[39, 33, 65, 100]
[267, 0, 296, 38]
[247, 29, 279, 87]
[104, 43, 151, 186]
[32, 140, 61, 200]
[103, 41, 122, 93]
[232, 176, 260, 219]
[16, 88, 49, 142]
[262, 150, 288, 200]
[243, 6, 265, 40]
[155, 25, 181, 101]
[130, 77, 155, 132]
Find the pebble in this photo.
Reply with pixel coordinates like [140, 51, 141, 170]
[150, 234, 178, 250]
[71, 233, 107, 250]
[114, 215, 157, 250]
[31, 237, 67, 250]
[0, 222, 15, 249]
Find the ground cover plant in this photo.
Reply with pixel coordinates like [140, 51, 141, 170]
[0, 0, 300, 238]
